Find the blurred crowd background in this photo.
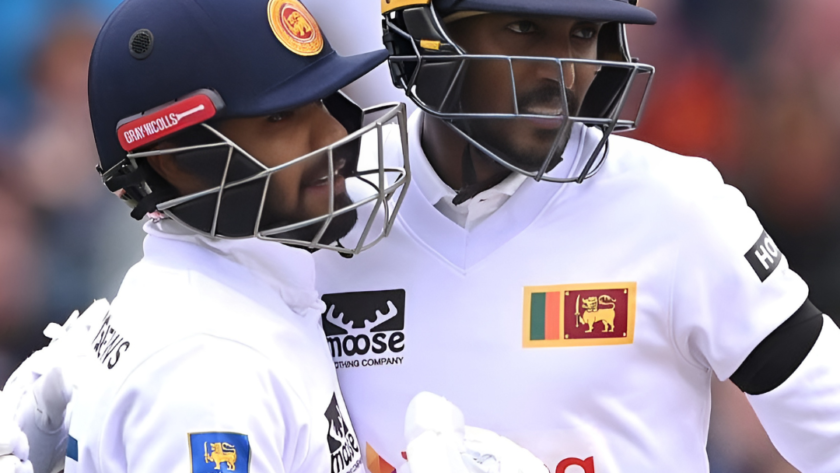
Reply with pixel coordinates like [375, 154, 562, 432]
[0, 0, 837, 471]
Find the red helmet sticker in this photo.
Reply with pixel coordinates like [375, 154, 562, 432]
[117, 93, 219, 152]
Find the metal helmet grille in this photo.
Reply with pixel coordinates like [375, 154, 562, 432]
[122, 102, 410, 256]
[384, 5, 655, 183]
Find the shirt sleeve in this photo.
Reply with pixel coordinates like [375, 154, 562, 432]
[747, 316, 840, 472]
[670, 160, 809, 379]
[101, 335, 310, 473]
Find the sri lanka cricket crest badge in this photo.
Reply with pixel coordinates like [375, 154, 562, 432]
[523, 282, 637, 348]
[267, 0, 324, 56]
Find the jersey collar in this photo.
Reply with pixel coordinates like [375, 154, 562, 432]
[142, 219, 324, 317]
[400, 110, 593, 270]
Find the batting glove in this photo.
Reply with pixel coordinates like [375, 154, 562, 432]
[0, 391, 33, 473]
[3, 300, 109, 473]
[403, 392, 548, 473]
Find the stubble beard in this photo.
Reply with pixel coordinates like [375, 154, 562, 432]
[262, 192, 359, 247]
[460, 86, 580, 174]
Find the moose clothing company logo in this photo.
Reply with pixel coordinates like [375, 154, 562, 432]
[188, 432, 250, 473]
[321, 289, 406, 369]
[325, 393, 362, 473]
[523, 282, 637, 348]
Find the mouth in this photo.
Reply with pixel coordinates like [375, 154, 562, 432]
[302, 158, 347, 188]
[519, 98, 566, 130]
[522, 104, 563, 117]
[301, 157, 348, 199]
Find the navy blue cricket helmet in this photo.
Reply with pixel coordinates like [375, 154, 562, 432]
[90, 0, 410, 254]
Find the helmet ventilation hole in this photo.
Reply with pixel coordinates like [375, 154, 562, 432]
[129, 29, 154, 60]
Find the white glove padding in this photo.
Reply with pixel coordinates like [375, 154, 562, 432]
[4, 300, 109, 398]
[14, 368, 71, 473]
[3, 299, 109, 473]
[404, 392, 547, 473]
[0, 391, 33, 473]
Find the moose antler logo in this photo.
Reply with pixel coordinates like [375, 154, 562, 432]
[324, 300, 400, 336]
[321, 290, 407, 359]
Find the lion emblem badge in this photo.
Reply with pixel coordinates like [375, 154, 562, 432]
[189, 432, 250, 473]
[205, 442, 237, 471]
[524, 283, 636, 348]
[576, 295, 617, 333]
[267, 0, 324, 56]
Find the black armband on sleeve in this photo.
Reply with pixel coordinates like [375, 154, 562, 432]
[730, 300, 823, 395]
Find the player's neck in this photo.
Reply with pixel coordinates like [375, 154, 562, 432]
[421, 114, 510, 194]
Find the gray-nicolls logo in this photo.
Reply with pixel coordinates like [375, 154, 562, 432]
[745, 230, 783, 282]
[321, 290, 406, 362]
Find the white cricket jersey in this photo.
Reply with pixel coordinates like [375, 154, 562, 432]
[66, 220, 363, 473]
[312, 110, 809, 473]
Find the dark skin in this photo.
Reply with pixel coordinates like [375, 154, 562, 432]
[149, 100, 356, 240]
[422, 14, 604, 192]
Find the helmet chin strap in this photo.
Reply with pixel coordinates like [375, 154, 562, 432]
[452, 142, 511, 206]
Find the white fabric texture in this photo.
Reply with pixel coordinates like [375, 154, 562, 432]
[313, 112, 809, 472]
[64, 220, 362, 473]
[748, 316, 840, 473]
[0, 391, 32, 473]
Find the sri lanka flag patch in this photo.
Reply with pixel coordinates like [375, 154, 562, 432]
[523, 282, 636, 348]
[189, 432, 250, 472]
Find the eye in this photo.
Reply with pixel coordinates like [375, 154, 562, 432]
[506, 20, 537, 34]
[267, 111, 294, 123]
[572, 25, 598, 41]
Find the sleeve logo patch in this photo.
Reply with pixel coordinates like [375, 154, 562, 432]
[325, 393, 362, 473]
[745, 231, 782, 282]
[189, 432, 250, 472]
[523, 282, 637, 348]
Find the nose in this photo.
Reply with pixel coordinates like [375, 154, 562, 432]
[531, 40, 577, 89]
[308, 101, 348, 151]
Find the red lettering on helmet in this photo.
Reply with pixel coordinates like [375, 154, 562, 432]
[117, 93, 219, 152]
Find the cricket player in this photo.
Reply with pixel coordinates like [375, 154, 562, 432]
[309, 1, 840, 472]
[4, 1, 840, 473]
[1, 0, 412, 471]
[0, 0, 552, 472]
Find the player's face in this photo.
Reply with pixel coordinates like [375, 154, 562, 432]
[446, 15, 603, 170]
[217, 101, 357, 243]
